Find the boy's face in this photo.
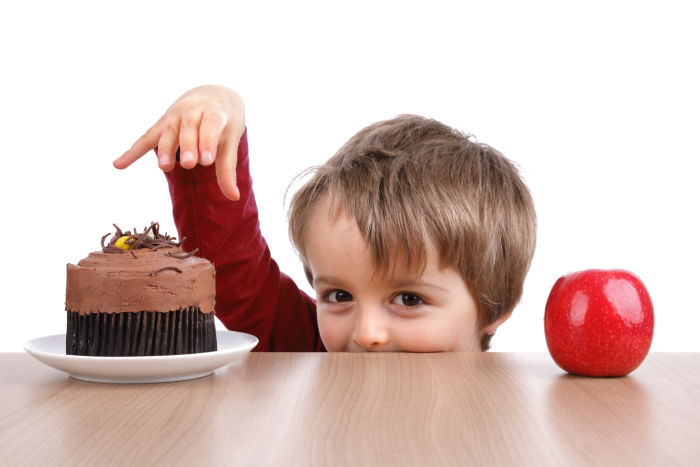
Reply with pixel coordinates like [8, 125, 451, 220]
[304, 198, 498, 352]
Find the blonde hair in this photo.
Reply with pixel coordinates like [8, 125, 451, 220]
[288, 115, 536, 350]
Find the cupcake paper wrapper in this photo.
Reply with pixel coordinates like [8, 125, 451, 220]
[66, 307, 217, 356]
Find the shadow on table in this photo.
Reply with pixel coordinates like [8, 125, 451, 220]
[543, 373, 654, 464]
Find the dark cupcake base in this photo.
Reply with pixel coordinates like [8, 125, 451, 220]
[66, 307, 217, 356]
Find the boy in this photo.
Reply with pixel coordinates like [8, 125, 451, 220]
[114, 85, 536, 352]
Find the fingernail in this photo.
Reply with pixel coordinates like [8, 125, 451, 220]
[159, 154, 171, 166]
[201, 151, 213, 165]
[181, 151, 194, 165]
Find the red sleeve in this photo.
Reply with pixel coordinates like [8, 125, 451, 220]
[162, 129, 324, 351]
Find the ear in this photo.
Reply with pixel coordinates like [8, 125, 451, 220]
[481, 309, 513, 335]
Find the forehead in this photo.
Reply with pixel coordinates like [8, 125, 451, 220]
[303, 196, 368, 263]
[303, 196, 448, 284]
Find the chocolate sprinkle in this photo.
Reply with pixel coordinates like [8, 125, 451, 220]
[152, 266, 183, 276]
[168, 248, 199, 260]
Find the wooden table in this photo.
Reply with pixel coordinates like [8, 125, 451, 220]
[1, 352, 698, 466]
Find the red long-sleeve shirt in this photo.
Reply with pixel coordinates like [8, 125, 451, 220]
[163, 129, 324, 351]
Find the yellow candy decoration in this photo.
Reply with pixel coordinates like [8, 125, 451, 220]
[114, 236, 134, 250]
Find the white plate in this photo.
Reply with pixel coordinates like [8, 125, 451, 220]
[23, 330, 258, 384]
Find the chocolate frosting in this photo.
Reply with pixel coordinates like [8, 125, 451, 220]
[65, 247, 215, 315]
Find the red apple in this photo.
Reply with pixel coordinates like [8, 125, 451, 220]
[544, 269, 654, 377]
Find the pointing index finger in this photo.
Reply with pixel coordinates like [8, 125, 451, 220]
[113, 125, 161, 169]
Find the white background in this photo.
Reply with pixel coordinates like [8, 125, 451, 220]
[1, 0, 698, 352]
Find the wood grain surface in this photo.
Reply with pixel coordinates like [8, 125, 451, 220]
[1, 352, 698, 466]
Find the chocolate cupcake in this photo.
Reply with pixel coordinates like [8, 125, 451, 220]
[65, 222, 217, 356]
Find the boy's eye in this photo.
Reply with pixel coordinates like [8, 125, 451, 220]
[391, 293, 423, 307]
[327, 289, 353, 303]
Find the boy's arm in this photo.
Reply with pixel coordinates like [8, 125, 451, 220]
[163, 129, 324, 351]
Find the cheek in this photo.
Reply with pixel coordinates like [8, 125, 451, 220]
[317, 309, 353, 351]
[396, 315, 480, 352]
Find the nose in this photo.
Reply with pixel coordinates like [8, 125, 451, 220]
[352, 305, 390, 351]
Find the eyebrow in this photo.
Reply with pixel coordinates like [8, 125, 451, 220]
[313, 275, 449, 294]
[313, 275, 343, 288]
[387, 279, 450, 294]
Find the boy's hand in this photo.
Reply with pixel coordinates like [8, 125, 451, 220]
[113, 85, 246, 201]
